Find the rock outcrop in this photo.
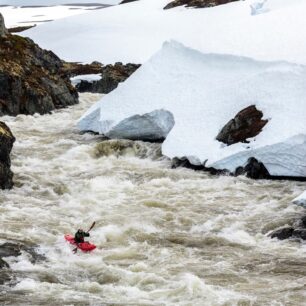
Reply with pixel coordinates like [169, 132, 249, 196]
[75, 62, 140, 94]
[164, 0, 239, 9]
[234, 157, 270, 179]
[217, 105, 268, 145]
[0, 122, 15, 189]
[0, 15, 78, 116]
[0, 13, 8, 36]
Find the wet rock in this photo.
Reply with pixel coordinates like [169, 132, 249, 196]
[270, 227, 294, 240]
[0, 13, 8, 36]
[292, 229, 306, 240]
[75, 62, 140, 94]
[94, 139, 162, 160]
[216, 105, 268, 145]
[235, 157, 270, 179]
[164, 0, 239, 10]
[171, 157, 205, 171]
[300, 216, 306, 228]
[171, 157, 230, 175]
[0, 257, 9, 269]
[0, 242, 45, 265]
[0, 242, 44, 285]
[0, 121, 15, 189]
[0, 15, 78, 116]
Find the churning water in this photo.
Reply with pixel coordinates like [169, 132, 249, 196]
[0, 93, 305, 306]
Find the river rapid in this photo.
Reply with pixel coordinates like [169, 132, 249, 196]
[0, 93, 305, 306]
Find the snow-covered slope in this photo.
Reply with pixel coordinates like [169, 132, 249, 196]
[22, 0, 306, 64]
[78, 41, 306, 177]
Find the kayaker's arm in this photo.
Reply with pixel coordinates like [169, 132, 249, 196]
[84, 232, 90, 237]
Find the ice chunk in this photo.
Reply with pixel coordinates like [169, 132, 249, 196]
[292, 191, 306, 208]
[250, 0, 268, 16]
[106, 109, 175, 141]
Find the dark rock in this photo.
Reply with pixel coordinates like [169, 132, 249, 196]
[164, 0, 239, 10]
[300, 216, 306, 228]
[120, 0, 138, 3]
[171, 157, 230, 175]
[171, 157, 205, 171]
[60, 61, 103, 78]
[216, 105, 268, 145]
[0, 13, 8, 36]
[0, 122, 15, 189]
[270, 227, 294, 240]
[235, 157, 270, 180]
[0, 21, 78, 116]
[75, 62, 140, 94]
[0, 242, 45, 285]
[0, 257, 9, 269]
[0, 242, 45, 264]
[292, 229, 306, 240]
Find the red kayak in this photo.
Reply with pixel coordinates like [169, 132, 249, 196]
[64, 234, 96, 252]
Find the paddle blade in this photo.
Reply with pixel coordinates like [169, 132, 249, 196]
[87, 221, 96, 233]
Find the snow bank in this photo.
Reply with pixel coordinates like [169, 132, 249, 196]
[22, 0, 306, 65]
[292, 191, 306, 208]
[78, 41, 306, 177]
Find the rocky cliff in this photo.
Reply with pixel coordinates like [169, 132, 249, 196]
[0, 13, 78, 116]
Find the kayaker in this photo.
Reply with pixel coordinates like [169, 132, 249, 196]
[73, 229, 90, 253]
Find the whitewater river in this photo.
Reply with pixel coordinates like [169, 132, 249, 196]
[0, 93, 305, 306]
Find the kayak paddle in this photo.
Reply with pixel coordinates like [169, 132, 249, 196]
[87, 221, 96, 233]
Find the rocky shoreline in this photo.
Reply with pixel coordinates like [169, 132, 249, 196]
[0, 17, 78, 116]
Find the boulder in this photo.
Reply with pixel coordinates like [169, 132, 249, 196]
[0, 122, 15, 189]
[0, 17, 78, 116]
[216, 105, 268, 145]
[164, 0, 239, 10]
[269, 215, 306, 241]
[270, 227, 294, 240]
[75, 62, 140, 94]
[292, 229, 306, 240]
[234, 157, 270, 179]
